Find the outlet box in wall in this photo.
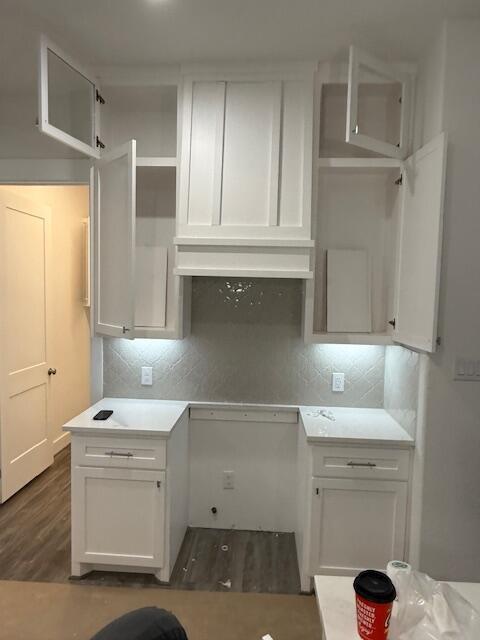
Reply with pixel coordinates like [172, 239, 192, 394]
[141, 366, 153, 386]
[223, 470, 235, 490]
[332, 372, 345, 392]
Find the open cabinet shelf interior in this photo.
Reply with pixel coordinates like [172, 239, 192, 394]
[307, 163, 402, 345]
[304, 60, 407, 346]
[101, 84, 178, 159]
[91, 77, 190, 340]
[304, 51, 446, 353]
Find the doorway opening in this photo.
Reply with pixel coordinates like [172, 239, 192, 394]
[0, 185, 91, 504]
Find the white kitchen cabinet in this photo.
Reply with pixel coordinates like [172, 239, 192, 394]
[346, 46, 411, 160]
[296, 433, 412, 591]
[94, 140, 136, 338]
[38, 37, 190, 339]
[72, 466, 166, 570]
[303, 48, 447, 352]
[310, 477, 408, 576]
[93, 142, 189, 339]
[175, 65, 315, 278]
[69, 407, 189, 582]
[38, 36, 102, 158]
[394, 133, 447, 352]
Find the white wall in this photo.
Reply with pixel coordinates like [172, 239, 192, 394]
[188, 409, 298, 532]
[413, 23, 447, 152]
[418, 20, 480, 581]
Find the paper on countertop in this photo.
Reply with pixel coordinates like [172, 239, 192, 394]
[304, 408, 336, 421]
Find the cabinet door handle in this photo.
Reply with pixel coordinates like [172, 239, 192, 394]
[346, 461, 377, 468]
[48, 367, 57, 376]
[106, 451, 133, 458]
[156, 481, 162, 489]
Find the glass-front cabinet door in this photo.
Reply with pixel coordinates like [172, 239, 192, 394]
[38, 36, 103, 158]
[346, 46, 410, 160]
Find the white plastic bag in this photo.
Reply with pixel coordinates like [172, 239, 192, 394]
[388, 567, 480, 640]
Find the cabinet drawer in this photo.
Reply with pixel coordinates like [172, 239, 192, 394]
[312, 445, 410, 481]
[72, 436, 166, 470]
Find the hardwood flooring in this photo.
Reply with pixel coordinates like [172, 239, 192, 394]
[170, 527, 300, 594]
[0, 446, 71, 583]
[0, 447, 301, 594]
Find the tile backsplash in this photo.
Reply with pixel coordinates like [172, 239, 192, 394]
[104, 277, 385, 407]
[384, 345, 419, 438]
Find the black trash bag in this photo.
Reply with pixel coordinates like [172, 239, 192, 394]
[90, 606, 188, 640]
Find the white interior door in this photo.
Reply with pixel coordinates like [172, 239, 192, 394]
[38, 36, 102, 158]
[346, 45, 410, 160]
[0, 190, 54, 502]
[394, 132, 447, 352]
[94, 140, 136, 338]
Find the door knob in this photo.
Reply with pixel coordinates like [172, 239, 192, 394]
[48, 367, 57, 376]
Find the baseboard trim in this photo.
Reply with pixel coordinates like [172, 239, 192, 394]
[53, 431, 71, 455]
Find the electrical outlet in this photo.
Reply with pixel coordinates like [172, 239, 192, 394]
[332, 372, 345, 392]
[141, 366, 153, 386]
[223, 470, 235, 490]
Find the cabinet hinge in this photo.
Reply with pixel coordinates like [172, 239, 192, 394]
[399, 96, 402, 104]
[96, 136, 106, 150]
[156, 481, 162, 488]
[122, 326, 130, 334]
[96, 89, 105, 105]
[388, 318, 396, 330]
[395, 174, 403, 186]
[436, 336, 442, 346]
[315, 488, 319, 496]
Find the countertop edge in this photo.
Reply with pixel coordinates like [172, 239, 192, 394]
[64, 400, 415, 447]
[304, 434, 415, 448]
[63, 403, 189, 438]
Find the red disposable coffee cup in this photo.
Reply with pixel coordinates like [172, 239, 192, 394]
[353, 570, 396, 640]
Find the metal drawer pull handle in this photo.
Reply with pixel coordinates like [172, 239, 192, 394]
[347, 461, 377, 468]
[106, 451, 134, 458]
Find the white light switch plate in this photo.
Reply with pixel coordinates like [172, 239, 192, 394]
[332, 372, 345, 392]
[454, 357, 480, 381]
[141, 366, 153, 386]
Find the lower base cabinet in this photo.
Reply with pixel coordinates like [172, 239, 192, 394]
[69, 413, 189, 582]
[310, 477, 408, 576]
[72, 466, 166, 571]
[296, 440, 412, 590]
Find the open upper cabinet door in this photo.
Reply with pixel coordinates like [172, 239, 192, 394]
[38, 36, 102, 158]
[94, 140, 136, 338]
[394, 132, 447, 352]
[346, 46, 410, 160]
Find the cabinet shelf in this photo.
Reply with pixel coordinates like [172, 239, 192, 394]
[137, 157, 177, 167]
[317, 157, 402, 171]
[306, 332, 394, 346]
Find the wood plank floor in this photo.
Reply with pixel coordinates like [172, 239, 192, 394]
[0, 446, 71, 583]
[171, 527, 300, 594]
[0, 447, 300, 594]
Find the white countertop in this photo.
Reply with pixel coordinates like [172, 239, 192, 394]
[314, 575, 480, 640]
[64, 399, 414, 447]
[63, 398, 188, 437]
[300, 406, 414, 448]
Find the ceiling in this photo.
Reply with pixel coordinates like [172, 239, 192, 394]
[2, 0, 480, 87]
[1, 0, 479, 158]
